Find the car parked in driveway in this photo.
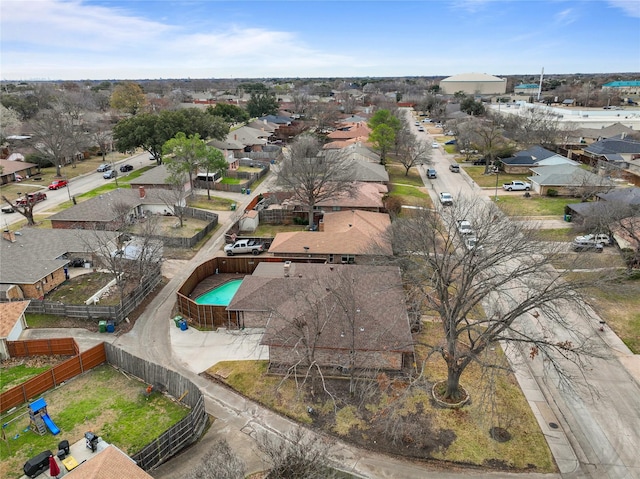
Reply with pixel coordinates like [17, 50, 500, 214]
[572, 240, 603, 253]
[574, 233, 611, 246]
[119, 164, 134, 172]
[48, 179, 68, 190]
[97, 163, 112, 172]
[103, 169, 118, 179]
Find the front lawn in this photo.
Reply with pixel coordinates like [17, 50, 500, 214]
[208, 321, 555, 473]
[495, 196, 582, 216]
[188, 194, 236, 210]
[464, 167, 529, 187]
[387, 162, 431, 207]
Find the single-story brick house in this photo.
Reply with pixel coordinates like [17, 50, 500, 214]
[268, 210, 392, 264]
[226, 262, 415, 373]
[49, 187, 172, 231]
[0, 229, 118, 299]
[0, 158, 39, 184]
[500, 146, 578, 174]
[527, 164, 616, 196]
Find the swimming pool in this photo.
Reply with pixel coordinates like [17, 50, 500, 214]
[194, 279, 243, 306]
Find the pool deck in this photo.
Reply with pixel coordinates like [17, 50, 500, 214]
[188, 273, 244, 300]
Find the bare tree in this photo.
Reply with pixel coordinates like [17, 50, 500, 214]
[497, 106, 571, 148]
[159, 165, 189, 227]
[276, 134, 355, 228]
[387, 198, 609, 401]
[396, 131, 432, 176]
[30, 107, 84, 176]
[2, 194, 38, 226]
[472, 115, 512, 173]
[566, 170, 615, 201]
[184, 439, 246, 479]
[256, 428, 339, 479]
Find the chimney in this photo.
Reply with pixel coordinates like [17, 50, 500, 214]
[139, 186, 146, 199]
[284, 261, 291, 277]
[2, 230, 16, 243]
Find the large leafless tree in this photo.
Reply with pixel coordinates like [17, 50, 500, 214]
[277, 134, 355, 228]
[387, 198, 610, 401]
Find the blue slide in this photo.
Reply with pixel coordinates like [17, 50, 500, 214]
[42, 413, 60, 435]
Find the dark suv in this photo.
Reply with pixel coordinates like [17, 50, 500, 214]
[472, 158, 487, 166]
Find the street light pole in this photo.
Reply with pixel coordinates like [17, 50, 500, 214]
[494, 167, 500, 201]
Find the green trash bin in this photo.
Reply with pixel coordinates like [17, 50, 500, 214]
[241, 188, 246, 194]
[173, 315, 183, 328]
[230, 203, 236, 211]
[564, 214, 572, 222]
[98, 320, 107, 333]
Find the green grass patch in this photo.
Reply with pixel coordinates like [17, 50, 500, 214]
[23, 313, 64, 328]
[464, 167, 528, 187]
[0, 365, 51, 393]
[387, 162, 425, 187]
[0, 364, 188, 478]
[188, 194, 236, 210]
[220, 177, 243, 185]
[495, 196, 581, 216]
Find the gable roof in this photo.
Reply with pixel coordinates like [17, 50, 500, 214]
[65, 445, 153, 479]
[268, 210, 392, 256]
[228, 263, 413, 354]
[584, 136, 640, 156]
[597, 187, 640, 205]
[326, 122, 371, 140]
[258, 114, 292, 125]
[0, 300, 30, 337]
[528, 164, 615, 187]
[315, 182, 387, 209]
[0, 229, 118, 284]
[0, 159, 38, 175]
[578, 123, 636, 140]
[501, 146, 558, 165]
[227, 126, 269, 146]
[48, 188, 165, 223]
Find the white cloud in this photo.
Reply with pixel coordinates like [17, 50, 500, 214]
[608, 0, 640, 18]
[554, 8, 576, 24]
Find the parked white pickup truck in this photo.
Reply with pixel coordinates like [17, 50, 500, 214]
[439, 192, 453, 206]
[224, 239, 265, 256]
[502, 181, 531, 191]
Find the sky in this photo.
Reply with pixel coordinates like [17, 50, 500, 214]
[1, 0, 639, 81]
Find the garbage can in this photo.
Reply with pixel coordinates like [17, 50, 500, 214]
[230, 203, 236, 211]
[270, 159, 275, 164]
[179, 320, 188, 331]
[564, 214, 572, 222]
[173, 315, 182, 328]
[106, 321, 115, 333]
[246, 188, 251, 195]
[98, 321, 107, 333]
[241, 188, 246, 194]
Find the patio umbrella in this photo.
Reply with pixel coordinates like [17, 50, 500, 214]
[49, 454, 60, 477]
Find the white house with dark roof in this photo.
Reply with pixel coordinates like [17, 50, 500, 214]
[500, 146, 578, 174]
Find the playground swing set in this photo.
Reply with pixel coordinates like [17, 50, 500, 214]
[28, 397, 60, 436]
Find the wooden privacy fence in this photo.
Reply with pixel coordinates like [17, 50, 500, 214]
[25, 267, 162, 324]
[104, 343, 208, 471]
[176, 256, 266, 328]
[0, 340, 106, 414]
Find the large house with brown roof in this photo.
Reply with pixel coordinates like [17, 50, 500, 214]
[315, 181, 387, 212]
[268, 210, 391, 263]
[65, 444, 153, 479]
[226, 262, 415, 374]
[49, 187, 171, 230]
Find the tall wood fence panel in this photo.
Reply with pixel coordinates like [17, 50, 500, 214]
[7, 338, 78, 357]
[0, 342, 106, 413]
[104, 344, 207, 471]
[25, 268, 162, 324]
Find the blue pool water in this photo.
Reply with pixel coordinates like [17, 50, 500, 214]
[194, 279, 243, 306]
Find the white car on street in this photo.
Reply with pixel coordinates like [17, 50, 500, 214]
[431, 142, 439, 148]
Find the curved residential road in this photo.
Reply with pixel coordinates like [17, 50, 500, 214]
[403, 108, 640, 479]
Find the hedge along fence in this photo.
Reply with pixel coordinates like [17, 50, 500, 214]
[25, 266, 162, 324]
[104, 343, 207, 471]
[0, 339, 105, 414]
[1, 340, 207, 472]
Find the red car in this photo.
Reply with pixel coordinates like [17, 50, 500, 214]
[15, 192, 47, 206]
[48, 179, 68, 190]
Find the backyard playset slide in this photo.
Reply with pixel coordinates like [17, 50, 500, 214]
[42, 412, 60, 435]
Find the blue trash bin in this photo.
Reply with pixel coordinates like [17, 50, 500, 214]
[179, 320, 188, 331]
[246, 188, 251, 195]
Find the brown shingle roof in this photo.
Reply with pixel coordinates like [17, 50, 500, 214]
[65, 445, 153, 479]
[268, 210, 391, 255]
[0, 300, 29, 337]
[228, 263, 413, 353]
